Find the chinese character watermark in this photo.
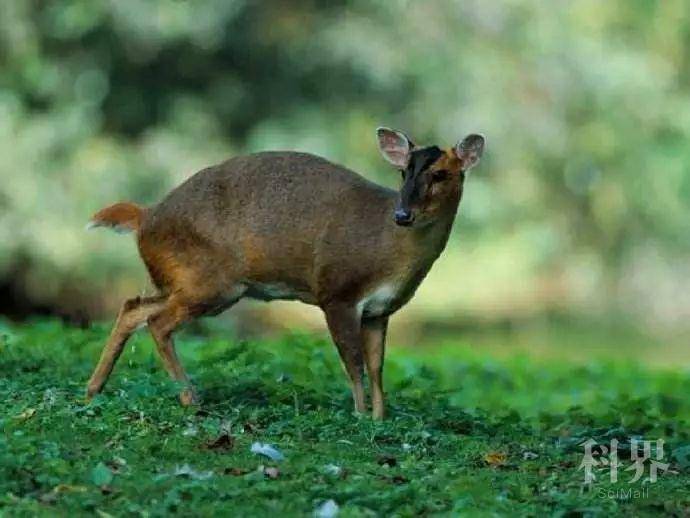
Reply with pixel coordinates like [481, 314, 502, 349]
[578, 438, 669, 490]
[627, 438, 669, 483]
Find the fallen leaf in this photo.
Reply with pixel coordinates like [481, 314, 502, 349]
[14, 408, 36, 420]
[484, 451, 507, 467]
[224, 467, 249, 476]
[53, 484, 88, 494]
[205, 433, 235, 451]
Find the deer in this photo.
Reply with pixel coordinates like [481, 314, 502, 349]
[85, 127, 485, 419]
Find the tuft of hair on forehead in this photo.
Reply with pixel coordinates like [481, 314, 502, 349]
[436, 148, 462, 171]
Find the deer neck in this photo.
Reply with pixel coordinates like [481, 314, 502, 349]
[390, 180, 463, 285]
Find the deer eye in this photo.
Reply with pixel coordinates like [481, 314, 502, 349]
[432, 169, 448, 182]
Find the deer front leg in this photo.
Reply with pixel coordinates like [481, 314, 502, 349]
[362, 316, 388, 420]
[323, 303, 366, 414]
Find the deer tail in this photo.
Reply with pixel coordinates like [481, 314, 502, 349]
[87, 202, 146, 233]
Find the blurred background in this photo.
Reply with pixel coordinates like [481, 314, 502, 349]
[1, 0, 689, 363]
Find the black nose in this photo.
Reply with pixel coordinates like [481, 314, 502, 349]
[394, 208, 414, 226]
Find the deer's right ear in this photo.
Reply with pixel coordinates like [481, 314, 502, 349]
[376, 127, 413, 169]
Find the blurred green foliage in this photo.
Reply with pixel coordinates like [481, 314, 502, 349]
[0, 1, 689, 330]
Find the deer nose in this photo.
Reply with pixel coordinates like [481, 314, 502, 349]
[394, 208, 414, 226]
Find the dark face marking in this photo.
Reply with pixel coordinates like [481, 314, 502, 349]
[395, 146, 443, 226]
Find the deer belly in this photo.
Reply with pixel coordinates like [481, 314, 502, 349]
[244, 281, 317, 305]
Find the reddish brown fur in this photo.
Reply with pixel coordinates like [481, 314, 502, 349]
[90, 202, 145, 232]
[86, 132, 484, 419]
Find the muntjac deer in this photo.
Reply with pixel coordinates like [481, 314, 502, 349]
[86, 128, 485, 419]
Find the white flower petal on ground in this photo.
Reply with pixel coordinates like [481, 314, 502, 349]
[323, 464, 342, 476]
[250, 442, 285, 461]
[314, 499, 339, 518]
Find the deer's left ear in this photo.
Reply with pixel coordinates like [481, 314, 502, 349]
[377, 127, 414, 169]
[454, 134, 485, 171]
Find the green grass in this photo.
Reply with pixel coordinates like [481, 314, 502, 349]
[1, 320, 690, 516]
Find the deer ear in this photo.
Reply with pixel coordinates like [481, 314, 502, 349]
[376, 127, 413, 169]
[454, 134, 485, 171]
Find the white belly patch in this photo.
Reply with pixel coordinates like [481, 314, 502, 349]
[244, 281, 316, 305]
[357, 283, 400, 317]
[246, 282, 300, 301]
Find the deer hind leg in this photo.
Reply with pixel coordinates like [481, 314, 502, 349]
[146, 296, 200, 406]
[362, 316, 388, 420]
[86, 295, 167, 398]
[323, 303, 366, 414]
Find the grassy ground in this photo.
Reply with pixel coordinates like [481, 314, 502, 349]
[1, 320, 690, 516]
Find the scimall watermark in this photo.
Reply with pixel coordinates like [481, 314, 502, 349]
[578, 438, 670, 499]
[596, 486, 649, 500]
